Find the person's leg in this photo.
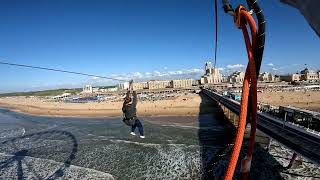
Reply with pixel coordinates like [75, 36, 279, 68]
[136, 119, 144, 136]
[131, 121, 137, 135]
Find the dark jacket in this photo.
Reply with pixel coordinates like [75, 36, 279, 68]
[122, 91, 137, 119]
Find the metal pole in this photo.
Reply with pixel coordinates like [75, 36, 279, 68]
[266, 137, 272, 152]
[283, 112, 287, 129]
[287, 152, 298, 169]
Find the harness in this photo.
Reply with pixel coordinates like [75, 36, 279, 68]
[122, 116, 137, 126]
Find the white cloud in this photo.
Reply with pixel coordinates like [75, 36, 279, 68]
[133, 72, 143, 78]
[92, 76, 100, 80]
[176, 70, 183, 75]
[153, 71, 161, 75]
[189, 68, 202, 73]
[267, 63, 274, 66]
[226, 64, 244, 69]
[218, 67, 225, 71]
[89, 67, 205, 84]
[272, 67, 278, 71]
[168, 71, 177, 75]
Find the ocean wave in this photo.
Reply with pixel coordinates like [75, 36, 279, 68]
[0, 152, 114, 179]
[161, 124, 198, 129]
[110, 139, 198, 148]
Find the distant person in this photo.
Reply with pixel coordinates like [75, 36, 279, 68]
[122, 80, 145, 138]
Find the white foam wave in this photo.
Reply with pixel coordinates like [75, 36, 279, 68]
[22, 128, 25, 136]
[110, 139, 161, 148]
[0, 153, 114, 179]
[110, 139, 198, 148]
[161, 124, 198, 129]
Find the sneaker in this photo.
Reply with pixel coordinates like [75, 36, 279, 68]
[130, 132, 136, 136]
[140, 136, 145, 139]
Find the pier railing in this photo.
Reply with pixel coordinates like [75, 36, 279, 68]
[202, 89, 320, 165]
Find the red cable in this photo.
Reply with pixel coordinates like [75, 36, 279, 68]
[223, 7, 257, 180]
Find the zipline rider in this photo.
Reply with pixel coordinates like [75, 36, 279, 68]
[122, 80, 145, 138]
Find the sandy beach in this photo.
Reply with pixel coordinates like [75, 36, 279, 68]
[0, 94, 206, 118]
[1, 91, 319, 117]
[258, 91, 320, 112]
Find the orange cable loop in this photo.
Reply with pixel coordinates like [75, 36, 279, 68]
[223, 5, 258, 180]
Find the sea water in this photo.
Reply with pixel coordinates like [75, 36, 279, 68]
[0, 108, 318, 179]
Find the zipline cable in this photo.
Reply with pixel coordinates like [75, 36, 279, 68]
[0, 61, 128, 82]
[214, 0, 218, 68]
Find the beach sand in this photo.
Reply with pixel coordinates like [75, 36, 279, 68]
[258, 91, 320, 112]
[0, 94, 207, 117]
[1, 91, 320, 117]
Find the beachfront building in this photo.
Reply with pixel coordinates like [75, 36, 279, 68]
[280, 73, 301, 82]
[171, 79, 193, 88]
[300, 68, 319, 81]
[228, 71, 245, 83]
[258, 72, 275, 82]
[52, 93, 71, 100]
[200, 62, 226, 84]
[192, 79, 199, 86]
[274, 75, 281, 82]
[148, 80, 171, 89]
[100, 87, 118, 92]
[83, 85, 93, 94]
[118, 82, 129, 90]
[280, 67, 320, 82]
[132, 82, 148, 90]
[92, 87, 99, 93]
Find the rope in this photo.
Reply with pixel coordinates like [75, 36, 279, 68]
[223, 5, 258, 180]
[0, 61, 128, 82]
[214, 0, 218, 68]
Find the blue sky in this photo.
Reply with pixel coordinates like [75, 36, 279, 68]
[0, 0, 319, 93]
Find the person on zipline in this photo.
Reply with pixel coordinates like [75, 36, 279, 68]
[122, 80, 145, 138]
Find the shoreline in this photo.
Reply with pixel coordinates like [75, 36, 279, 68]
[0, 104, 205, 119]
[0, 105, 202, 119]
[0, 104, 202, 119]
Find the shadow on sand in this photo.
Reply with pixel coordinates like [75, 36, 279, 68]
[0, 130, 78, 179]
[198, 91, 287, 180]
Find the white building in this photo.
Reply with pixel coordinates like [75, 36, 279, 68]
[148, 80, 171, 89]
[92, 87, 99, 93]
[83, 85, 93, 94]
[171, 79, 193, 88]
[258, 72, 275, 82]
[280, 73, 301, 82]
[52, 93, 71, 100]
[228, 71, 245, 83]
[133, 82, 148, 90]
[200, 62, 226, 84]
[280, 68, 320, 82]
[100, 87, 118, 92]
[301, 68, 319, 81]
[118, 82, 129, 90]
